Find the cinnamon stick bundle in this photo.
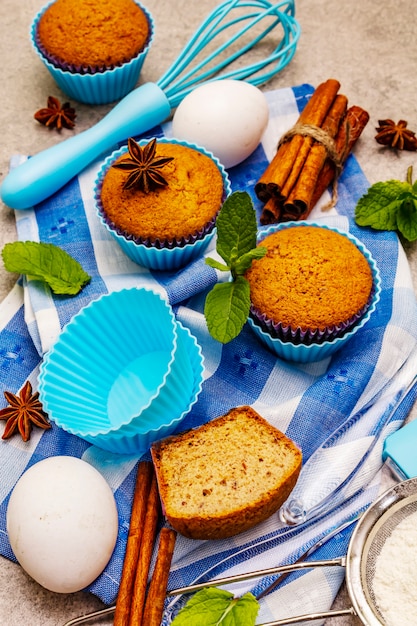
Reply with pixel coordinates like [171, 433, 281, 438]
[282, 93, 348, 219]
[115, 461, 178, 626]
[255, 78, 341, 206]
[255, 79, 369, 224]
[306, 105, 370, 215]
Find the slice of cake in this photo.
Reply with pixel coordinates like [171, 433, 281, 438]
[151, 406, 302, 540]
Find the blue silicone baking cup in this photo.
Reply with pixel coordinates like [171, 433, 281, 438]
[85, 321, 205, 455]
[247, 221, 381, 363]
[94, 138, 232, 271]
[30, 1, 154, 105]
[38, 288, 204, 454]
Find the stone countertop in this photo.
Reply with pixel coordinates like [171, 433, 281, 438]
[0, 0, 415, 624]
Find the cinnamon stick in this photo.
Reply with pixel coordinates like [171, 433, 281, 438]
[259, 195, 282, 225]
[141, 528, 177, 626]
[304, 105, 370, 217]
[114, 462, 154, 626]
[128, 473, 161, 626]
[255, 78, 341, 203]
[282, 93, 348, 219]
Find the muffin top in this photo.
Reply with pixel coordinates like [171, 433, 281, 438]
[245, 225, 373, 331]
[100, 142, 225, 243]
[37, 0, 150, 68]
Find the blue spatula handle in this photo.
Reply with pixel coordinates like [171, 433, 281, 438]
[383, 417, 417, 481]
[1, 82, 171, 210]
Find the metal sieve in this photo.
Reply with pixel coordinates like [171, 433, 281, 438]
[347, 478, 417, 626]
[167, 478, 417, 626]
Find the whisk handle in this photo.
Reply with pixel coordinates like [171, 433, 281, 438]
[1, 82, 171, 210]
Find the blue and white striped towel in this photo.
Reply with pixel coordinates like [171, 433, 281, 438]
[1, 84, 417, 624]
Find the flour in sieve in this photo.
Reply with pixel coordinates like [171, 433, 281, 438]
[373, 509, 417, 625]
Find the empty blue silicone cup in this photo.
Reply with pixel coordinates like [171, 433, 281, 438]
[30, 1, 154, 105]
[86, 320, 204, 454]
[38, 288, 204, 454]
[94, 138, 232, 271]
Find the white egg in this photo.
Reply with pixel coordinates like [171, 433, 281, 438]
[172, 79, 269, 169]
[6, 456, 119, 594]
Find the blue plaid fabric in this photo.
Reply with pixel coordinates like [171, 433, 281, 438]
[1, 84, 417, 624]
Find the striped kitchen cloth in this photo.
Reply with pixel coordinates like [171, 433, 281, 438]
[0, 84, 416, 624]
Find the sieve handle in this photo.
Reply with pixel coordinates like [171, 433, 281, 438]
[257, 606, 356, 625]
[256, 514, 360, 600]
[62, 603, 356, 626]
[61, 557, 346, 626]
[0, 83, 171, 210]
[166, 556, 346, 597]
[382, 414, 417, 481]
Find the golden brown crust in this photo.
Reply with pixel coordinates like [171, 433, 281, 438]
[38, 0, 149, 68]
[151, 406, 302, 540]
[100, 143, 224, 242]
[245, 226, 373, 331]
[163, 471, 298, 540]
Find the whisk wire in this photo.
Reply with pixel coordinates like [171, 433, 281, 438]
[163, 1, 295, 83]
[163, 13, 282, 96]
[157, 4, 257, 92]
[157, 0, 238, 91]
[156, 0, 300, 108]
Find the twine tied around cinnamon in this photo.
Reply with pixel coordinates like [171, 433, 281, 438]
[277, 122, 347, 211]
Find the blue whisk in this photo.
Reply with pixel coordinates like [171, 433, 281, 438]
[158, 0, 299, 107]
[1, 0, 300, 210]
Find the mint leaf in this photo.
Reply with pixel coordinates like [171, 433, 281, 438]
[355, 180, 410, 231]
[397, 195, 417, 241]
[234, 247, 267, 275]
[204, 277, 250, 344]
[355, 167, 417, 242]
[224, 592, 260, 625]
[171, 587, 259, 626]
[204, 191, 266, 344]
[2, 241, 91, 295]
[216, 191, 259, 265]
[205, 258, 230, 272]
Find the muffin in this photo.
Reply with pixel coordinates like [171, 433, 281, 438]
[31, 0, 153, 105]
[94, 137, 231, 270]
[245, 222, 380, 361]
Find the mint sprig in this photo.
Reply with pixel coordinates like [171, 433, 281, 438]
[2, 241, 91, 295]
[204, 192, 266, 344]
[170, 587, 259, 626]
[355, 165, 417, 241]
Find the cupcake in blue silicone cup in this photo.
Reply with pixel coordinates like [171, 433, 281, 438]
[245, 221, 381, 363]
[94, 136, 232, 271]
[31, 0, 154, 105]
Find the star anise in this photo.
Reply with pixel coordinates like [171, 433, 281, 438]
[375, 119, 417, 151]
[34, 95, 77, 131]
[112, 137, 174, 193]
[0, 381, 51, 442]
